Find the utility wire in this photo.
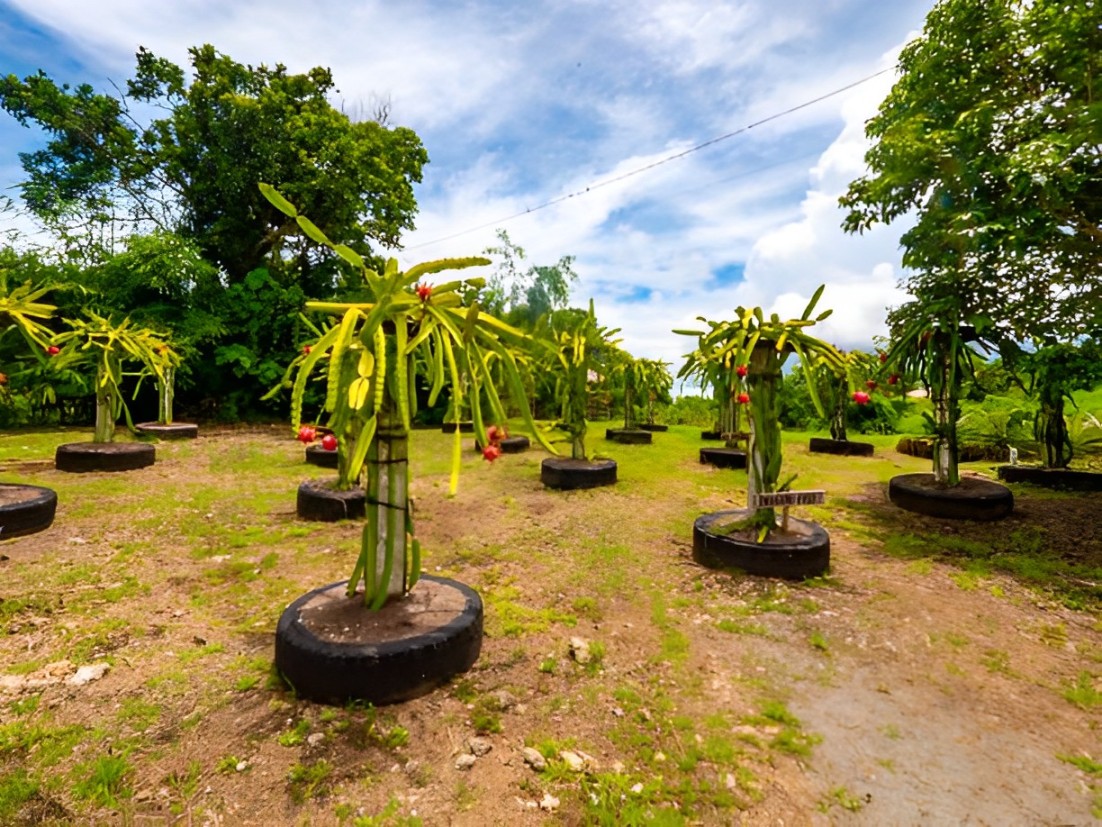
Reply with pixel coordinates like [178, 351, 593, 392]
[407, 66, 894, 250]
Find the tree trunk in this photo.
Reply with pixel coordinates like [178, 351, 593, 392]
[623, 379, 636, 429]
[932, 348, 959, 485]
[158, 366, 175, 425]
[356, 399, 409, 606]
[747, 344, 781, 528]
[1038, 396, 1070, 469]
[93, 364, 115, 443]
[829, 377, 847, 441]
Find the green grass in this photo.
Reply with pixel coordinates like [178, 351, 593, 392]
[1062, 672, 1102, 709]
[71, 754, 133, 808]
[0, 769, 41, 822]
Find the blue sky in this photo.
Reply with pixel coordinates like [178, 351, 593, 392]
[0, 0, 937, 372]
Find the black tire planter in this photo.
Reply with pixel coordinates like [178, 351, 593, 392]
[693, 509, 829, 579]
[0, 484, 58, 538]
[701, 430, 723, 441]
[699, 447, 747, 469]
[274, 576, 483, 706]
[996, 465, 1102, 492]
[305, 445, 340, 468]
[888, 473, 1014, 521]
[55, 442, 155, 473]
[605, 428, 653, 445]
[638, 423, 668, 432]
[474, 435, 530, 454]
[541, 457, 617, 490]
[808, 437, 874, 457]
[441, 422, 474, 434]
[135, 422, 199, 439]
[297, 479, 366, 522]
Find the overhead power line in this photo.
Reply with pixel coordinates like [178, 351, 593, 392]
[407, 66, 895, 250]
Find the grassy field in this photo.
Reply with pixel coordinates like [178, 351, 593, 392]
[0, 422, 1099, 824]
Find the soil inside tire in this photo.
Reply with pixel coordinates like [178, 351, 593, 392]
[275, 576, 483, 706]
[0, 483, 58, 538]
[54, 442, 155, 473]
[540, 457, 617, 490]
[889, 472, 1014, 521]
[693, 508, 830, 579]
[296, 479, 365, 521]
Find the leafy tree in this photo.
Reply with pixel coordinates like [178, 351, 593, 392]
[840, 0, 1102, 341]
[884, 289, 997, 485]
[1, 44, 428, 294]
[1003, 340, 1102, 468]
[482, 230, 578, 328]
[677, 324, 749, 449]
[633, 357, 674, 426]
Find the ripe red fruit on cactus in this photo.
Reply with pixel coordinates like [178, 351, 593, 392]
[320, 433, 338, 451]
[482, 444, 502, 463]
[415, 283, 432, 301]
[736, 364, 748, 378]
[486, 425, 506, 443]
[297, 425, 317, 443]
[888, 374, 899, 385]
[852, 391, 870, 405]
[878, 351, 888, 363]
[46, 345, 60, 356]
[0, 373, 7, 385]
[302, 345, 311, 354]
[866, 379, 877, 389]
[737, 392, 750, 404]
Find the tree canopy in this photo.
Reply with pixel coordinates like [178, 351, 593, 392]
[1, 44, 428, 292]
[840, 0, 1102, 342]
[481, 229, 578, 328]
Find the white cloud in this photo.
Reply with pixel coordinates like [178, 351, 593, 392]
[0, 0, 938, 373]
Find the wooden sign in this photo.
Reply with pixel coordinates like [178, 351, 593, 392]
[749, 489, 825, 508]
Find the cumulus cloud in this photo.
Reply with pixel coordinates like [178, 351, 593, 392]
[0, 0, 935, 371]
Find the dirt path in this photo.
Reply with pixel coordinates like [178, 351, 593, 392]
[0, 425, 1098, 825]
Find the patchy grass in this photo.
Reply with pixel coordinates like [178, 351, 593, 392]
[0, 424, 1098, 823]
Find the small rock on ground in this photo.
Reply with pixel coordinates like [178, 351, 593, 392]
[455, 754, 477, 771]
[522, 747, 546, 771]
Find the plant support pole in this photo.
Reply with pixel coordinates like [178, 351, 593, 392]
[94, 362, 116, 443]
[158, 365, 175, 425]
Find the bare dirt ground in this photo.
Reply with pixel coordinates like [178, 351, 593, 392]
[0, 425, 1099, 825]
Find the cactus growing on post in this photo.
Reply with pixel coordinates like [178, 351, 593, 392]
[676, 286, 844, 538]
[261, 183, 554, 609]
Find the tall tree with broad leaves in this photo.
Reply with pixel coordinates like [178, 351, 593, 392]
[840, 0, 1102, 343]
[0, 44, 428, 294]
[481, 229, 578, 329]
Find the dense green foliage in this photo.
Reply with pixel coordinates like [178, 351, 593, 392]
[1, 45, 427, 285]
[0, 45, 431, 420]
[841, 0, 1102, 342]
